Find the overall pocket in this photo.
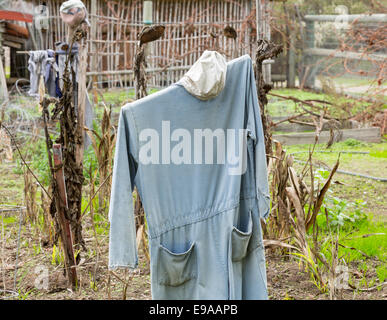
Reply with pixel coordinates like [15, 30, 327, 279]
[231, 210, 253, 262]
[157, 242, 197, 287]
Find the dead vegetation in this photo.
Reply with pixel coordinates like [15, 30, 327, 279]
[85, 105, 116, 210]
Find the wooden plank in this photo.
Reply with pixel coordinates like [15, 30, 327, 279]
[76, 32, 88, 166]
[2, 40, 22, 49]
[305, 48, 387, 62]
[274, 127, 381, 145]
[3, 33, 27, 44]
[304, 14, 387, 23]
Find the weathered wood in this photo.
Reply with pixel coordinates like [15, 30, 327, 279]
[272, 117, 317, 133]
[24, 22, 37, 51]
[274, 127, 381, 145]
[4, 46, 10, 79]
[3, 34, 26, 44]
[304, 14, 387, 23]
[2, 40, 22, 49]
[52, 144, 78, 288]
[86, 65, 192, 77]
[287, 30, 296, 88]
[0, 56, 9, 101]
[304, 48, 387, 62]
[303, 19, 316, 88]
[39, 0, 270, 89]
[75, 25, 88, 167]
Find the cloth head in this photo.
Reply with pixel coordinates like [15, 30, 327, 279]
[60, 0, 90, 27]
[179, 50, 227, 101]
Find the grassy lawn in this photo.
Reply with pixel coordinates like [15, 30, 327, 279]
[267, 88, 387, 118]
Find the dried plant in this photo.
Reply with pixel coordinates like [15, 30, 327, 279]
[85, 105, 116, 211]
[0, 128, 12, 162]
[23, 170, 37, 223]
[264, 136, 340, 295]
[40, 185, 55, 246]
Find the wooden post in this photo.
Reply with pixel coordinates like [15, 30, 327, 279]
[25, 22, 37, 50]
[90, 0, 98, 100]
[287, 30, 296, 88]
[0, 55, 9, 101]
[256, 0, 261, 40]
[53, 144, 78, 288]
[76, 28, 88, 166]
[4, 46, 10, 79]
[304, 20, 315, 88]
[264, 0, 272, 85]
[256, 0, 273, 84]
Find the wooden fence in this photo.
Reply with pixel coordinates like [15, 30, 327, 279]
[30, 0, 272, 89]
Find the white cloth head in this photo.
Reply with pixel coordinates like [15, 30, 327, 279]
[60, 0, 90, 27]
[179, 50, 227, 101]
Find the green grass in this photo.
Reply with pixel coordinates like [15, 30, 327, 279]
[370, 149, 387, 159]
[1, 216, 18, 225]
[284, 139, 387, 179]
[339, 217, 387, 262]
[97, 89, 135, 106]
[267, 88, 385, 118]
[376, 264, 387, 283]
[284, 139, 387, 265]
[267, 88, 333, 117]
[285, 139, 387, 271]
[95, 87, 160, 107]
[313, 210, 387, 278]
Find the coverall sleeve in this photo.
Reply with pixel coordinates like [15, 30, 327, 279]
[246, 59, 271, 220]
[108, 107, 138, 269]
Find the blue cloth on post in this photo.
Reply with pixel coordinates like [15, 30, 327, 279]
[108, 54, 270, 300]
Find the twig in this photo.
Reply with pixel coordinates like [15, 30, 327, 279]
[0, 123, 51, 200]
[270, 112, 308, 127]
[268, 92, 350, 121]
[337, 243, 372, 260]
[348, 281, 387, 292]
[79, 172, 112, 220]
[288, 119, 316, 127]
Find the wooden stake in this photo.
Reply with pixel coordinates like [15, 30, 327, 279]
[76, 25, 88, 166]
[53, 144, 78, 288]
[0, 55, 9, 101]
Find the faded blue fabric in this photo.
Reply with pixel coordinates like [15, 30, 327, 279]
[108, 55, 270, 300]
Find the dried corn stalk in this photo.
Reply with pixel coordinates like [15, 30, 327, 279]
[265, 138, 340, 292]
[85, 105, 116, 210]
[23, 170, 37, 223]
